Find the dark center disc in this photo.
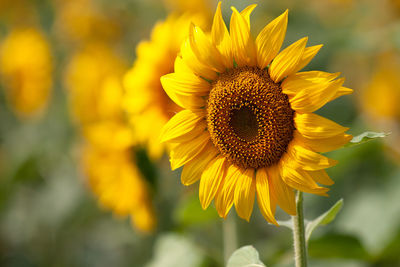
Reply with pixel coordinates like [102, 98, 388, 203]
[206, 66, 295, 169]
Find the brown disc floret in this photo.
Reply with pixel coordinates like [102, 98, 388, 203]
[207, 66, 295, 169]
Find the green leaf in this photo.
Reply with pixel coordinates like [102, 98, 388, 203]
[345, 132, 388, 147]
[227, 246, 266, 267]
[305, 199, 343, 242]
[308, 233, 370, 260]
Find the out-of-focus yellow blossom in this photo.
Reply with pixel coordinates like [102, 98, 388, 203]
[65, 43, 126, 125]
[65, 44, 156, 233]
[0, 28, 52, 118]
[53, 0, 120, 43]
[163, 0, 213, 17]
[361, 51, 400, 161]
[83, 144, 156, 232]
[123, 14, 208, 160]
[362, 52, 400, 120]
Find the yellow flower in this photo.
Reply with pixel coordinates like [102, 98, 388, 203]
[0, 28, 52, 118]
[83, 144, 156, 232]
[65, 43, 126, 125]
[65, 44, 156, 232]
[160, 3, 353, 223]
[124, 14, 208, 160]
[54, 0, 120, 43]
[362, 52, 400, 120]
[163, 0, 213, 16]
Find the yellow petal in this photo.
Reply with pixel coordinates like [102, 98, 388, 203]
[161, 74, 206, 110]
[160, 110, 206, 143]
[181, 142, 219, 185]
[189, 23, 225, 73]
[230, 7, 257, 66]
[180, 39, 218, 80]
[293, 71, 340, 82]
[308, 169, 334, 186]
[169, 132, 210, 170]
[255, 10, 288, 69]
[282, 71, 341, 96]
[329, 86, 353, 102]
[269, 37, 308, 82]
[234, 168, 256, 221]
[293, 44, 323, 73]
[255, 168, 278, 225]
[215, 164, 242, 218]
[161, 72, 211, 96]
[174, 56, 193, 74]
[199, 156, 228, 209]
[280, 163, 329, 196]
[266, 165, 296, 215]
[289, 77, 345, 113]
[240, 4, 257, 28]
[297, 132, 353, 153]
[295, 113, 349, 139]
[211, 2, 233, 68]
[287, 140, 338, 171]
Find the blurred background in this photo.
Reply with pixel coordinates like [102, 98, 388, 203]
[0, 0, 399, 266]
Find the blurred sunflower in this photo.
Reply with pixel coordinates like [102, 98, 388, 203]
[160, 3, 353, 223]
[53, 0, 120, 43]
[0, 28, 52, 118]
[124, 13, 208, 159]
[163, 0, 213, 16]
[360, 52, 400, 159]
[65, 43, 126, 125]
[83, 144, 156, 232]
[65, 44, 156, 232]
[362, 52, 400, 120]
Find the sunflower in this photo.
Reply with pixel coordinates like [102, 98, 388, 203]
[160, 3, 353, 224]
[0, 28, 52, 118]
[123, 13, 207, 160]
[65, 43, 127, 126]
[83, 144, 156, 232]
[53, 0, 120, 43]
[65, 44, 156, 232]
[362, 52, 400, 120]
[163, 0, 213, 16]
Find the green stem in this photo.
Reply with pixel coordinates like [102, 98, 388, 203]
[223, 213, 238, 264]
[292, 191, 308, 267]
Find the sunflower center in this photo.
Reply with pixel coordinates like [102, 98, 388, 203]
[230, 106, 258, 142]
[207, 66, 295, 169]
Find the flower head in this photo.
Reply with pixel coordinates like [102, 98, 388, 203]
[65, 43, 126, 126]
[160, 3, 353, 223]
[124, 13, 208, 159]
[65, 44, 156, 232]
[54, 0, 120, 43]
[163, 0, 213, 16]
[362, 52, 400, 120]
[83, 144, 156, 232]
[0, 28, 52, 118]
